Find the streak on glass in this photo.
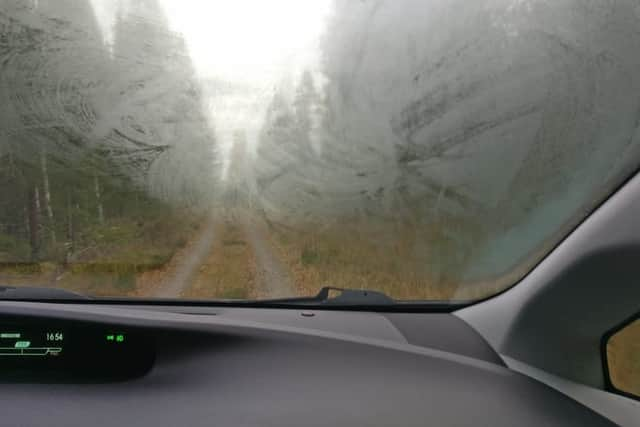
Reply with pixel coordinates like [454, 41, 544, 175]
[0, 0, 639, 301]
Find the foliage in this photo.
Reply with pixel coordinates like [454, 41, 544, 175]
[0, 0, 216, 297]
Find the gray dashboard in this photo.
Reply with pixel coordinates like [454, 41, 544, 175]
[0, 302, 617, 427]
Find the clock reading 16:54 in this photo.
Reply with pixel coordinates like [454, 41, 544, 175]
[46, 332, 64, 341]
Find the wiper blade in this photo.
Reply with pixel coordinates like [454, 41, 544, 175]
[0, 286, 90, 301]
[257, 287, 396, 306]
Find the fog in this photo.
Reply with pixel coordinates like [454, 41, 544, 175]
[1, 0, 640, 292]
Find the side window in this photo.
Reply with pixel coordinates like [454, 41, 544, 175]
[605, 317, 640, 399]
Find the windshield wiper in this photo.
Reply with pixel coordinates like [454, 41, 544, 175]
[0, 286, 90, 301]
[255, 287, 396, 306]
[0, 285, 390, 305]
[0, 285, 459, 311]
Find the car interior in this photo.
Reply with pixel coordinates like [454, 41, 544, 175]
[1, 172, 639, 426]
[1, 1, 640, 426]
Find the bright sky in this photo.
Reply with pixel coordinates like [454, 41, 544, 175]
[159, 0, 332, 83]
[90, 0, 332, 82]
[90, 0, 332, 179]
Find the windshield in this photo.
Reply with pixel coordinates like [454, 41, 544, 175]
[1, 0, 639, 302]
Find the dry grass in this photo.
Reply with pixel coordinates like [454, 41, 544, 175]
[260, 212, 568, 302]
[0, 217, 260, 299]
[264, 218, 486, 300]
[0, 263, 142, 297]
[607, 320, 640, 397]
[0, 212, 203, 297]
[181, 221, 258, 300]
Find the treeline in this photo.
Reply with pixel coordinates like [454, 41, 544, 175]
[0, 0, 215, 264]
[251, 0, 640, 287]
[253, 71, 328, 222]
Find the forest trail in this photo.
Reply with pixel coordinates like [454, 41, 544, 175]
[148, 217, 217, 298]
[142, 209, 296, 300]
[240, 214, 295, 299]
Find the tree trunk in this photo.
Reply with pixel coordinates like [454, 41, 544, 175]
[65, 191, 74, 264]
[94, 174, 104, 225]
[8, 150, 15, 178]
[28, 186, 42, 262]
[23, 205, 29, 243]
[40, 147, 56, 244]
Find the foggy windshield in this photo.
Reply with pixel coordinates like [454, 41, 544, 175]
[1, 0, 640, 301]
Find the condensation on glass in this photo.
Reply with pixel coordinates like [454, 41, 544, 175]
[1, 0, 640, 300]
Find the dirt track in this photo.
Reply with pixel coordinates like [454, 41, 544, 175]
[241, 216, 295, 299]
[143, 211, 295, 299]
[149, 217, 217, 298]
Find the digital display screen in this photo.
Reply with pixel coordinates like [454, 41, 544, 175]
[0, 329, 65, 357]
[0, 318, 154, 383]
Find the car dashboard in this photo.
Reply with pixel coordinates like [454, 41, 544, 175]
[0, 301, 617, 427]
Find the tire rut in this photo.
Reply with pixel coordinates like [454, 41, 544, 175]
[242, 216, 295, 298]
[150, 217, 217, 298]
